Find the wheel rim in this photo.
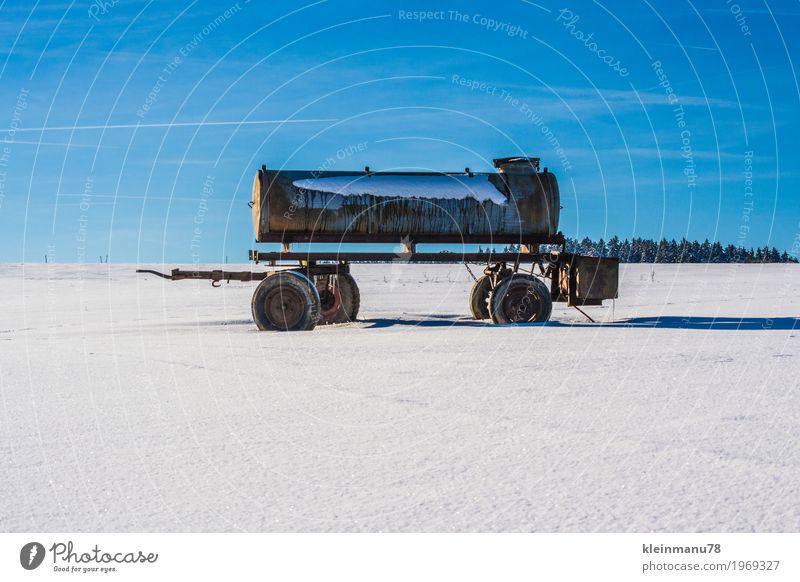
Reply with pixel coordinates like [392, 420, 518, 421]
[316, 277, 342, 319]
[471, 276, 493, 319]
[264, 286, 305, 328]
[501, 283, 541, 323]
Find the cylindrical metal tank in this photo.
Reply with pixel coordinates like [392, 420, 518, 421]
[251, 157, 560, 245]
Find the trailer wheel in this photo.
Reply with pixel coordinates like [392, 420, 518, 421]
[315, 272, 360, 325]
[490, 273, 552, 324]
[251, 271, 320, 331]
[469, 275, 493, 320]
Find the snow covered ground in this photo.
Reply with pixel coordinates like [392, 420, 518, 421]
[1, 262, 798, 532]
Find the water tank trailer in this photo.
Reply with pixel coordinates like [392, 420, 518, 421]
[137, 156, 619, 331]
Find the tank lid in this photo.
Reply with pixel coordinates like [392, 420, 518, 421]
[492, 156, 540, 172]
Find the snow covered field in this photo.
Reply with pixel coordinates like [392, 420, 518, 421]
[1, 262, 798, 532]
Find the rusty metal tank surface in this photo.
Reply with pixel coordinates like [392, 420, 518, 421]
[251, 157, 560, 245]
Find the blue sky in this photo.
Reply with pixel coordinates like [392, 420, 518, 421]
[0, 0, 798, 263]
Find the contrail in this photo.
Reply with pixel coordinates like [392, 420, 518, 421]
[8, 118, 338, 133]
[1, 139, 115, 148]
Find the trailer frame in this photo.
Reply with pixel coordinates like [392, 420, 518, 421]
[136, 234, 618, 330]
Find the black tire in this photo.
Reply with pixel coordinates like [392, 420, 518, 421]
[490, 273, 552, 324]
[251, 271, 320, 331]
[469, 275, 493, 320]
[315, 272, 361, 325]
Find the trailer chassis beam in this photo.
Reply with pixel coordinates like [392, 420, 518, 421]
[248, 251, 551, 265]
[135, 268, 269, 286]
[137, 250, 566, 286]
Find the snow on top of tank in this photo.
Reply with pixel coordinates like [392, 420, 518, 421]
[292, 174, 507, 205]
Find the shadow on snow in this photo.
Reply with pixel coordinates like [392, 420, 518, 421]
[599, 316, 799, 331]
[361, 316, 799, 331]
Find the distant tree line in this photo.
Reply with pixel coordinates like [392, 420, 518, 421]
[479, 237, 798, 263]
